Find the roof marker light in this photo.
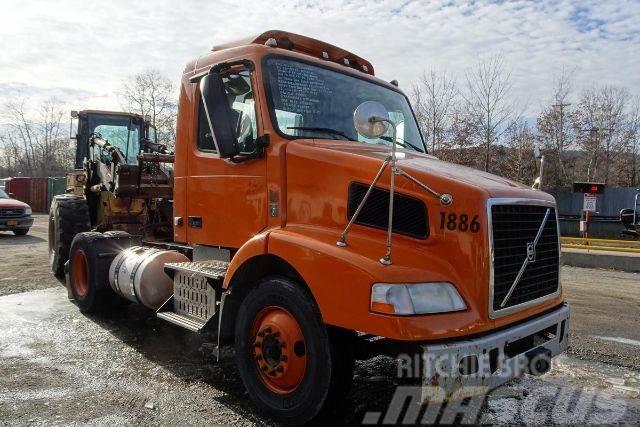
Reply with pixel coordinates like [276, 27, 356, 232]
[265, 38, 278, 47]
[342, 58, 350, 66]
[321, 51, 329, 59]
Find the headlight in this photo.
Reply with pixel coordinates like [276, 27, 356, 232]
[370, 282, 466, 315]
[25, 207, 32, 215]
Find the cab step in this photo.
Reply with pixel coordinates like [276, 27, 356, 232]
[156, 260, 229, 333]
[156, 311, 206, 332]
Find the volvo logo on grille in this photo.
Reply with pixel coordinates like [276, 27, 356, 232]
[526, 242, 536, 262]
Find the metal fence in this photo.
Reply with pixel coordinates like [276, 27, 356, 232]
[547, 187, 639, 217]
[546, 186, 640, 237]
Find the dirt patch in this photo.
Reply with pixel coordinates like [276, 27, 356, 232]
[0, 214, 57, 297]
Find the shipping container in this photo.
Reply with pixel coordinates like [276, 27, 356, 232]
[5, 177, 48, 212]
[47, 177, 67, 212]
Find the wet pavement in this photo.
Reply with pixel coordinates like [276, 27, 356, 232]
[0, 288, 638, 425]
[0, 216, 639, 424]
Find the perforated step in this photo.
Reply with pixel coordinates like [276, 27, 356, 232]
[157, 311, 206, 332]
[156, 261, 226, 333]
[164, 260, 229, 280]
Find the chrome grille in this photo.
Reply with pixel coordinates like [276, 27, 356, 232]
[489, 201, 560, 317]
[0, 208, 25, 218]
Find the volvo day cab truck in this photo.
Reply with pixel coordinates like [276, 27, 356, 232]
[51, 30, 569, 424]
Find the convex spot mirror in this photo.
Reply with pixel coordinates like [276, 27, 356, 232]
[199, 72, 239, 159]
[354, 101, 389, 138]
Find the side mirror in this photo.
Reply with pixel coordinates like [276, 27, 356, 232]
[353, 101, 389, 138]
[200, 72, 239, 159]
[620, 208, 637, 226]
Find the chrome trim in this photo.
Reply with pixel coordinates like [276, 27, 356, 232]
[500, 207, 551, 308]
[487, 198, 561, 319]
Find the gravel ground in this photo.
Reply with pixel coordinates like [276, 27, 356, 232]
[0, 215, 639, 425]
[0, 215, 56, 296]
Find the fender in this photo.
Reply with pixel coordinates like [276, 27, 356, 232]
[223, 231, 270, 288]
[265, 226, 492, 341]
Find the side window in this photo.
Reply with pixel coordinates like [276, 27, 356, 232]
[223, 70, 257, 153]
[196, 68, 258, 154]
[197, 96, 215, 151]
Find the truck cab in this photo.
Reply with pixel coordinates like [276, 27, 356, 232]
[62, 31, 568, 424]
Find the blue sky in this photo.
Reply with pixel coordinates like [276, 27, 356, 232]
[0, 0, 639, 118]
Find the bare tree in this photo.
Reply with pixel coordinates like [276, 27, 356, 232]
[463, 56, 514, 172]
[503, 119, 537, 184]
[119, 69, 178, 147]
[572, 86, 630, 183]
[0, 97, 72, 177]
[411, 70, 457, 155]
[619, 96, 640, 186]
[536, 70, 575, 186]
[438, 106, 478, 167]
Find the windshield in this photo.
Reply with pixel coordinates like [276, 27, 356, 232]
[0, 189, 8, 199]
[264, 57, 425, 152]
[88, 114, 142, 164]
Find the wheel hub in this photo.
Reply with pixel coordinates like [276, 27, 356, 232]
[251, 307, 307, 394]
[71, 250, 89, 297]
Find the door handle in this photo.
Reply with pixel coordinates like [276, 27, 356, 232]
[188, 216, 202, 228]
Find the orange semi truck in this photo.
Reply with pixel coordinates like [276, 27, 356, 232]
[54, 30, 568, 423]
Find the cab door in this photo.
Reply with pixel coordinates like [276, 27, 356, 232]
[186, 65, 267, 248]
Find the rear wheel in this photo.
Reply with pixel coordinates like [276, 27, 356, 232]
[68, 232, 137, 313]
[235, 277, 351, 424]
[49, 196, 91, 277]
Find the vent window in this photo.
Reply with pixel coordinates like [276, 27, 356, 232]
[347, 182, 429, 239]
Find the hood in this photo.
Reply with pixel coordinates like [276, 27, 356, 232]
[296, 140, 554, 202]
[0, 198, 30, 209]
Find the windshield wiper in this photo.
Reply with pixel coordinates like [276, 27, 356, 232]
[287, 126, 356, 141]
[379, 136, 425, 153]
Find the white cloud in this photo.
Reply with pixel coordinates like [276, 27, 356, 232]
[0, 0, 639, 116]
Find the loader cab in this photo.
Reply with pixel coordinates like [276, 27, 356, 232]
[72, 110, 149, 168]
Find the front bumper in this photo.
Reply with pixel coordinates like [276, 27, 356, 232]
[422, 302, 569, 401]
[0, 216, 34, 230]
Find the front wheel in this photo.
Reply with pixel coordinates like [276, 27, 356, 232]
[13, 229, 28, 236]
[235, 277, 337, 424]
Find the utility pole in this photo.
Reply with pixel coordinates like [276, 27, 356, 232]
[552, 99, 571, 183]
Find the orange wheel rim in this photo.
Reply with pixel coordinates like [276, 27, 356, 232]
[71, 250, 89, 297]
[251, 306, 307, 395]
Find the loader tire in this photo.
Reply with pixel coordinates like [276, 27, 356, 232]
[49, 195, 91, 278]
[68, 231, 137, 313]
[235, 276, 349, 425]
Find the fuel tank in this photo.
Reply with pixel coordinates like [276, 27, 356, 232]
[109, 246, 189, 309]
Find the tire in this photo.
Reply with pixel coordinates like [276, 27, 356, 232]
[49, 196, 91, 277]
[67, 231, 137, 313]
[13, 229, 28, 236]
[235, 277, 342, 425]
